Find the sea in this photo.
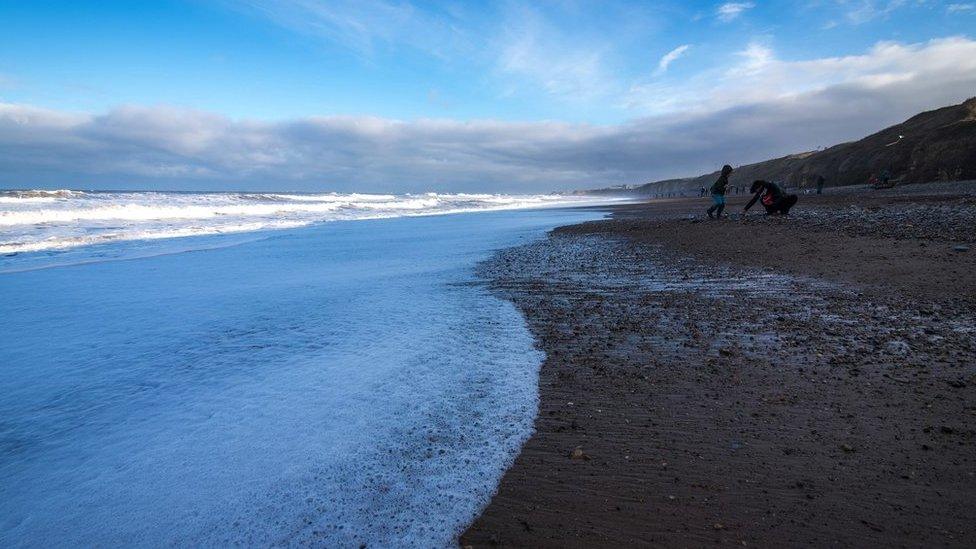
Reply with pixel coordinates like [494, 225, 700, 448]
[0, 189, 617, 547]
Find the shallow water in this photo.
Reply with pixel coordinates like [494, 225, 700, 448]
[0, 207, 603, 547]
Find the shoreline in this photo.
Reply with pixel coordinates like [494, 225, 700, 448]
[461, 182, 976, 546]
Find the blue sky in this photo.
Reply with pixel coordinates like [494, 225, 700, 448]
[1, 1, 975, 192]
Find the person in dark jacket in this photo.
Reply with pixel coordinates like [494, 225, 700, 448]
[744, 180, 798, 215]
[815, 175, 825, 194]
[706, 164, 733, 219]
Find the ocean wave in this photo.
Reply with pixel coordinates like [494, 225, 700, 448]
[0, 189, 85, 204]
[0, 189, 612, 254]
[0, 189, 83, 198]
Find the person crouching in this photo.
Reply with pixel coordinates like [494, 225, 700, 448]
[744, 180, 798, 215]
[707, 164, 733, 219]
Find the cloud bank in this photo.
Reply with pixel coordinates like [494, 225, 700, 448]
[2, 37, 975, 193]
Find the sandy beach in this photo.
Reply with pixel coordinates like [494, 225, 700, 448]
[462, 181, 976, 547]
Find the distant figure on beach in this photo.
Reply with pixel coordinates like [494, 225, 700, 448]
[870, 170, 895, 189]
[706, 165, 733, 219]
[700, 186, 707, 198]
[744, 180, 798, 215]
[816, 175, 825, 194]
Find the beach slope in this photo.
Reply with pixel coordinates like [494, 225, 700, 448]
[462, 182, 976, 547]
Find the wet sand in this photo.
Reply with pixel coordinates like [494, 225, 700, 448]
[461, 182, 976, 547]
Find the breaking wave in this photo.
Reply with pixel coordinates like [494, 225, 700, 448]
[0, 189, 609, 254]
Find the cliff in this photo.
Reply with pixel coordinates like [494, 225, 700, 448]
[613, 97, 976, 195]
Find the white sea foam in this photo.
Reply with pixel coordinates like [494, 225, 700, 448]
[0, 189, 610, 254]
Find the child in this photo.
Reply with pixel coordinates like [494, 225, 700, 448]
[744, 180, 798, 215]
[706, 165, 733, 219]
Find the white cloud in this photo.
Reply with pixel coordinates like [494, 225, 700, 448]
[946, 3, 975, 12]
[716, 2, 755, 22]
[493, 5, 615, 100]
[2, 37, 975, 192]
[732, 41, 775, 74]
[235, 1, 623, 103]
[839, 0, 907, 25]
[655, 44, 691, 75]
[229, 0, 470, 59]
[628, 36, 976, 115]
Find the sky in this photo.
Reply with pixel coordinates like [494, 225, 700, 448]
[1, 0, 975, 193]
